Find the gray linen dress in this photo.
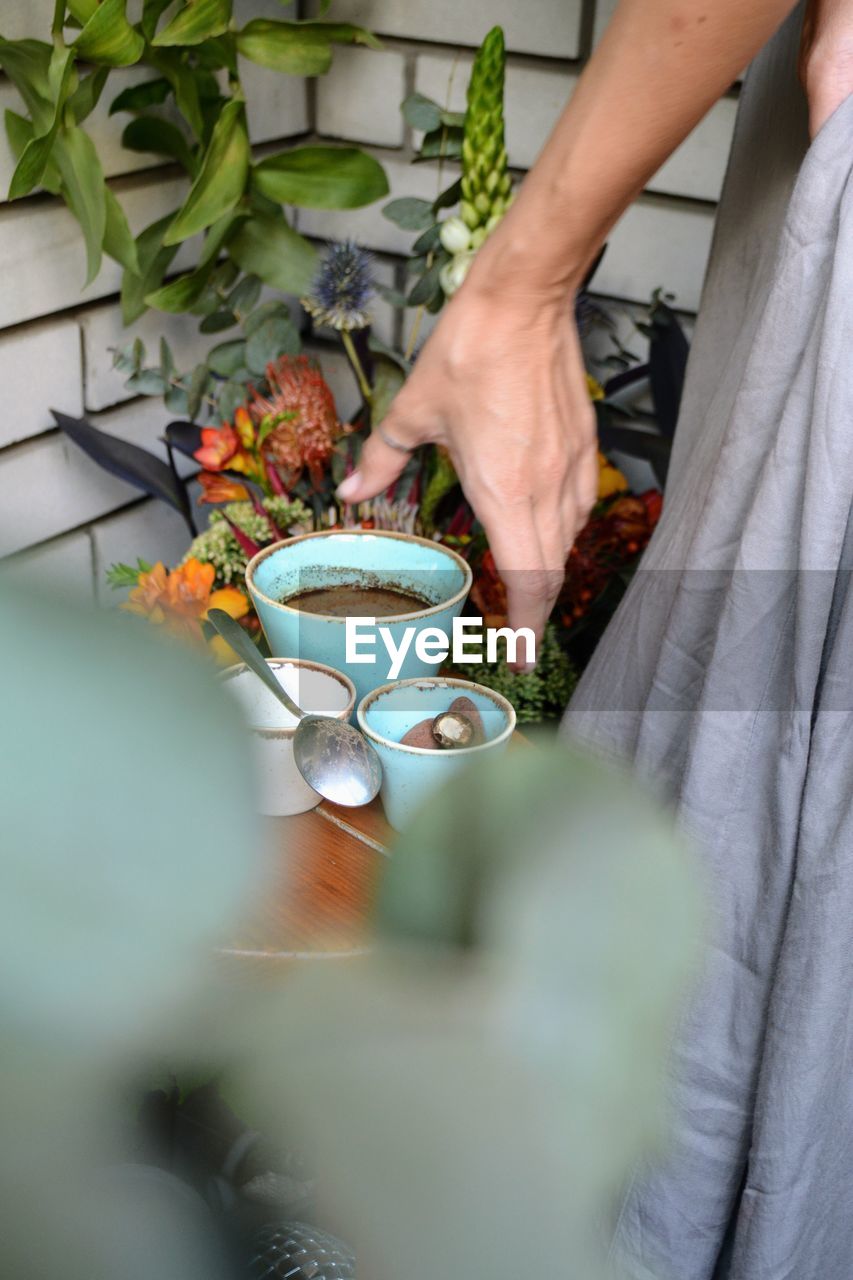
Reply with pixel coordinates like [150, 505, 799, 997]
[563, 5, 853, 1277]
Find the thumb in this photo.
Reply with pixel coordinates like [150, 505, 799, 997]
[336, 418, 415, 504]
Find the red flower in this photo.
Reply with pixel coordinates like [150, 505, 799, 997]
[249, 355, 340, 488]
[197, 471, 250, 505]
[194, 424, 242, 472]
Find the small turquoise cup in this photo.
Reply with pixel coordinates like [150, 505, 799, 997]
[246, 530, 473, 706]
[357, 677, 516, 830]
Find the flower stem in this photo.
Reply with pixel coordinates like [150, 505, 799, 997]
[341, 330, 373, 408]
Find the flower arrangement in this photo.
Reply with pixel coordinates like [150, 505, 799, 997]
[56, 25, 683, 723]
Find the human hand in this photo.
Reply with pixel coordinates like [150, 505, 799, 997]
[336, 280, 598, 662]
[800, 0, 853, 137]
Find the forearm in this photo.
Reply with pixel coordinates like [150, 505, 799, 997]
[470, 0, 800, 299]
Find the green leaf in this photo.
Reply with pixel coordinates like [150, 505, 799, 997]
[109, 77, 171, 116]
[215, 379, 248, 424]
[245, 312, 299, 374]
[236, 19, 379, 76]
[371, 353, 405, 426]
[54, 125, 107, 285]
[141, 0, 174, 41]
[227, 273, 261, 316]
[122, 117, 195, 172]
[382, 196, 433, 230]
[74, 0, 144, 66]
[7, 43, 75, 200]
[103, 185, 140, 274]
[152, 0, 232, 47]
[120, 212, 180, 324]
[146, 211, 238, 312]
[208, 339, 246, 377]
[68, 67, 109, 123]
[411, 223, 442, 254]
[433, 176, 463, 212]
[401, 92, 442, 133]
[186, 362, 210, 420]
[105, 558, 152, 589]
[439, 109, 466, 128]
[0, 40, 54, 132]
[163, 99, 248, 244]
[199, 309, 237, 333]
[253, 146, 388, 210]
[228, 210, 317, 294]
[66, 0, 99, 21]
[417, 125, 464, 161]
[146, 50, 203, 136]
[125, 369, 169, 394]
[407, 260, 443, 307]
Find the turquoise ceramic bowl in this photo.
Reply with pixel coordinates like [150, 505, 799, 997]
[357, 677, 516, 830]
[246, 530, 473, 706]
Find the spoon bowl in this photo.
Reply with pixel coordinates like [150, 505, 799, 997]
[208, 610, 383, 808]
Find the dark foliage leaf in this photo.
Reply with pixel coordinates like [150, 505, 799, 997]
[595, 404, 672, 488]
[416, 126, 464, 161]
[164, 420, 204, 460]
[433, 177, 463, 212]
[648, 301, 689, 439]
[109, 76, 172, 115]
[53, 410, 195, 531]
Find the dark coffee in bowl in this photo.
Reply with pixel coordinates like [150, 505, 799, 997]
[283, 584, 433, 618]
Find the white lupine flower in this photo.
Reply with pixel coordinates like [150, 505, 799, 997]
[439, 252, 475, 298]
[439, 216, 472, 255]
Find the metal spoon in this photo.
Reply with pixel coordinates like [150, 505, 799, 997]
[208, 609, 382, 808]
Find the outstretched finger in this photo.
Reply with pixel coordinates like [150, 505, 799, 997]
[481, 501, 552, 670]
[336, 416, 417, 504]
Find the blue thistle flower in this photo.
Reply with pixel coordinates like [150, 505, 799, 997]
[302, 239, 375, 332]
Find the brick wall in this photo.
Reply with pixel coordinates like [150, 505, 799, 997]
[0, 0, 739, 595]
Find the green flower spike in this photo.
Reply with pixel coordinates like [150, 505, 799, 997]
[460, 27, 513, 237]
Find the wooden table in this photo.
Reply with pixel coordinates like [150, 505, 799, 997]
[222, 796, 394, 965]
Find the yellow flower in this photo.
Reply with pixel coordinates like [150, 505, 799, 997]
[586, 374, 605, 401]
[597, 451, 628, 500]
[206, 587, 251, 664]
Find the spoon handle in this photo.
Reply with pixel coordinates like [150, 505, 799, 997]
[207, 609, 304, 722]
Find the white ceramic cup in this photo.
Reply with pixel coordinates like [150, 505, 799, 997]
[222, 658, 356, 817]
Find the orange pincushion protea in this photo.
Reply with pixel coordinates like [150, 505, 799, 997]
[249, 355, 340, 487]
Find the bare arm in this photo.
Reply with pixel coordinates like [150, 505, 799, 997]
[339, 0, 800, 650]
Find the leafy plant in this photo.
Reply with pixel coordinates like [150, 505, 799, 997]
[1, 0, 388, 321]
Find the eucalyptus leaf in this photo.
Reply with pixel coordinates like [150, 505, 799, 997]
[236, 18, 378, 76]
[215, 379, 248, 424]
[186, 362, 211, 420]
[54, 126, 107, 286]
[433, 176, 463, 212]
[407, 260, 443, 307]
[199, 309, 238, 333]
[208, 339, 247, 377]
[228, 210, 317, 294]
[245, 312, 300, 374]
[401, 91, 442, 133]
[152, 0, 233, 47]
[163, 99, 248, 244]
[417, 125, 464, 160]
[227, 273, 261, 316]
[122, 116, 195, 171]
[253, 146, 388, 209]
[125, 369, 169, 394]
[74, 0, 145, 66]
[383, 196, 434, 230]
[411, 223, 442, 254]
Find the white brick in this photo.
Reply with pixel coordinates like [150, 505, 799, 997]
[242, 57, 310, 144]
[2, 530, 94, 600]
[299, 155, 437, 254]
[316, 47, 406, 148]
[416, 53, 577, 170]
[0, 317, 82, 447]
[0, 398, 184, 557]
[648, 98, 737, 202]
[91, 500, 193, 602]
[316, 0, 582, 57]
[592, 197, 714, 312]
[0, 173, 194, 331]
[0, 0, 55, 39]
